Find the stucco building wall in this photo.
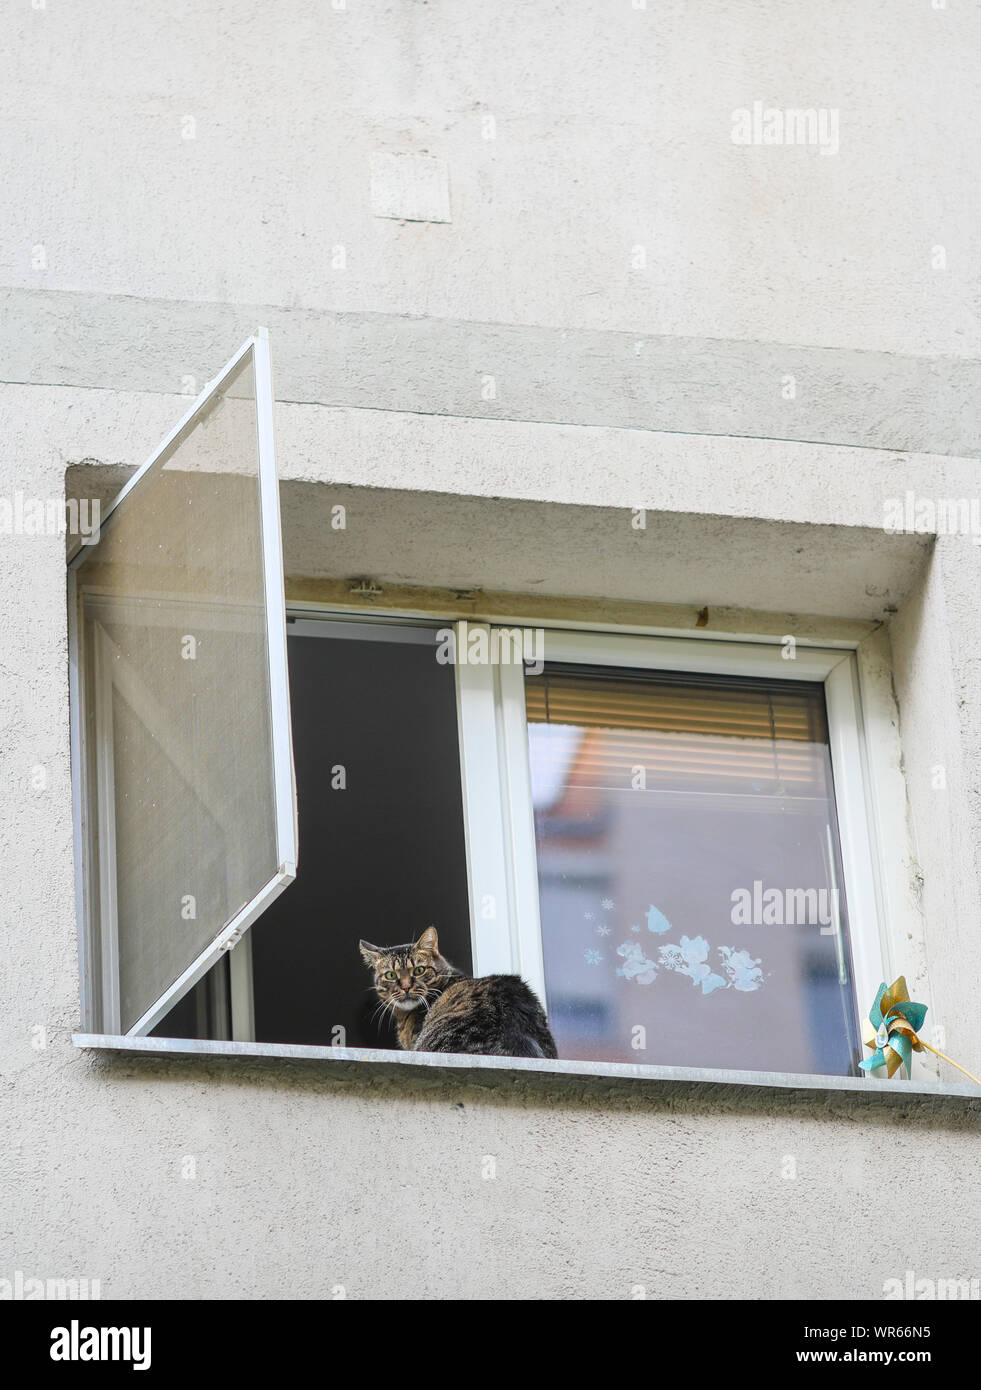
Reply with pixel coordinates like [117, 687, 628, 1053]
[2, 1, 980, 1299]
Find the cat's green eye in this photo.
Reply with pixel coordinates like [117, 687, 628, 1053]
[413, 965, 426, 975]
[384, 970, 397, 980]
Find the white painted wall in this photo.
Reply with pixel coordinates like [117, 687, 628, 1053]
[2, 1, 981, 1300]
[4, 1, 979, 355]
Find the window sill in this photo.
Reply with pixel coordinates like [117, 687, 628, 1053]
[72, 1033, 981, 1113]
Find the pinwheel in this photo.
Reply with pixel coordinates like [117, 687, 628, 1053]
[859, 976, 980, 1084]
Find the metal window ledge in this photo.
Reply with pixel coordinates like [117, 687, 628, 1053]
[72, 1034, 981, 1114]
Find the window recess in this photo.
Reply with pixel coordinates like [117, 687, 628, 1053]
[68, 340, 896, 1086]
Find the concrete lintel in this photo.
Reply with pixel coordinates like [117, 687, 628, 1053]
[6, 286, 981, 455]
[64, 465, 932, 621]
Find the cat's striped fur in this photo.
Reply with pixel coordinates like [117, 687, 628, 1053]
[359, 926, 558, 1058]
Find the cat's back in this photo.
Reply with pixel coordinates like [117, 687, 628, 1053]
[416, 974, 557, 1058]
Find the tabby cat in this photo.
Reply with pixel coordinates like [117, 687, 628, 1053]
[359, 926, 558, 1058]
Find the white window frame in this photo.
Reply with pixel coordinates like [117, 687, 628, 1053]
[75, 598, 968, 1097]
[454, 622, 890, 1037]
[68, 330, 297, 1037]
[217, 607, 889, 1060]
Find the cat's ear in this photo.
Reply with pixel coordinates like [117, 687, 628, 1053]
[359, 939, 383, 966]
[415, 925, 439, 955]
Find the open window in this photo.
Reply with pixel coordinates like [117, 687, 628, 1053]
[70, 338, 889, 1082]
[69, 332, 297, 1036]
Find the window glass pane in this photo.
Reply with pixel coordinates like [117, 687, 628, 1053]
[75, 351, 283, 1033]
[249, 621, 473, 1048]
[526, 665, 861, 1076]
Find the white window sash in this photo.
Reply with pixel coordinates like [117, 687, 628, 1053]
[454, 624, 547, 1003]
[456, 624, 887, 1034]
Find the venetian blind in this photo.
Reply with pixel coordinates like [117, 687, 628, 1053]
[525, 667, 829, 798]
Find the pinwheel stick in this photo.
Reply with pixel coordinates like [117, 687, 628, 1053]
[917, 1040, 981, 1087]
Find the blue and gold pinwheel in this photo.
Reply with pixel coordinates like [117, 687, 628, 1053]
[859, 976, 979, 1084]
[859, 977, 927, 1079]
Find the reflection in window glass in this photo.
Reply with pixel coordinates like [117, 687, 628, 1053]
[526, 666, 861, 1076]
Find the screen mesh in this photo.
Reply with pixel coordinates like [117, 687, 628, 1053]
[75, 352, 281, 1032]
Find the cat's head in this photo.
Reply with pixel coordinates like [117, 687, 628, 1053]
[359, 926, 453, 1012]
